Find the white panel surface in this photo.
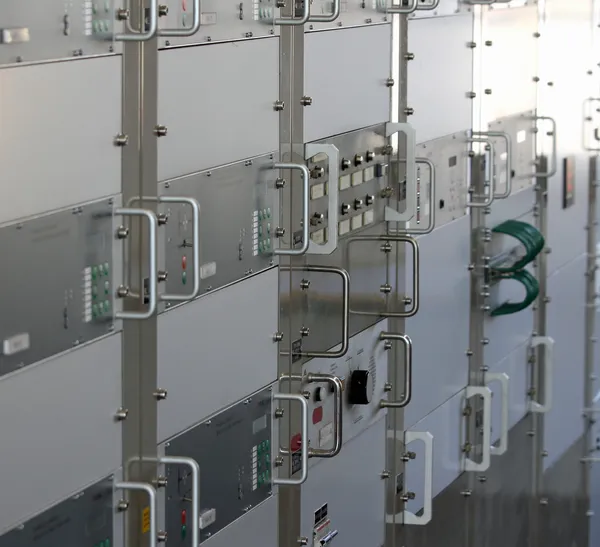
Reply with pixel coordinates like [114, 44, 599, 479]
[544, 254, 586, 470]
[405, 390, 463, 516]
[158, 38, 280, 180]
[304, 26, 391, 142]
[0, 56, 122, 224]
[404, 216, 470, 428]
[0, 334, 123, 534]
[157, 268, 279, 442]
[408, 14, 473, 142]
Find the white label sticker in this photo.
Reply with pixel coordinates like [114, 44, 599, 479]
[339, 175, 351, 191]
[338, 219, 350, 236]
[311, 229, 325, 244]
[199, 508, 216, 530]
[3, 333, 30, 356]
[351, 215, 363, 231]
[363, 166, 375, 183]
[351, 171, 363, 187]
[200, 262, 217, 280]
[517, 130, 527, 144]
[362, 210, 375, 226]
[311, 183, 325, 200]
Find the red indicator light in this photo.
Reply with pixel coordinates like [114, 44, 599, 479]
[182, 0, 187, 10]
[181, 510, 187, 525]
[291, 433, 302, 452]
[182, 255, 187, 270]
[312, 406, 323, 425]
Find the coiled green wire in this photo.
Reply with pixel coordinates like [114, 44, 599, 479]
[491, 220, 545, 274]
[490, 269, 540, 317]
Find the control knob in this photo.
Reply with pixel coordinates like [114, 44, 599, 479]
[354, 199, 363, 210]
[341, 158, 351, 170]
[311, 212, 324, 226]
[354, 154, 364, 166]
[366, 150, 375, 162]
[348, 370, 373, 405]
[365, 194, 375, 206]
[341, 203, 351, 215]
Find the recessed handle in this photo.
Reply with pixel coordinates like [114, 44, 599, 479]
[115, 0, 158, 41]
[401, 157, 436, 235]
[484, 372, 510, 456]
[308, 0, 340, 22]
[384, 122, 417, 222]
[529, 336, 554, 413]
[379, 332, 412, 409]
[467, 138, 496, 209]
[472, 131, 512, 199]
[464, 386, 492, 472]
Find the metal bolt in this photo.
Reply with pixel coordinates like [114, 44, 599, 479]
[401, 492, 416, 502]
[380, 283, 392, 294]
[544, 296, 551, 303]
[302, 391, 311, 399]
[341, 158, 352, 170]
[117, 500, 130, 512]
[275, 178, 286, 189]
[354, 154, 364, 166]
[481, 305, 491, 312]
[154, 388, 168, 400]
[273, 332, 283, 342]
[466, 349, 473, 356]
[157, 213, 168, 226]
[386, 78, 395, 87]
[298, 538, 309, 546]
[300, 96, 313, 106]
[277, 0, 285, 5]
[540, 498, 548, 506]
[534, 32, 541, 38]
[275, 408, 285, 418]
[467, 41, 476, 48]
[275, 227, 285, 237]
[116, 226, 129, 239]
[311, 212, 324, 225]
[533, 76, 540, 82]
[381, 470, 391, 479]
[381, 145, 394, 155]
[115, 407, 129, 421]
[300, 326, 310, 337]
[383, 340, 393, 351]
[154, 125, 168, 137]
[117, 285, 130, 298]
[461, 489, 472, 497]
[158, 271, 168, 282]
[274, 100, 285, 112]
[541, 450, 548, 457]
[478, 475, 487, 483]
[481, 338, 490, 345]
[154, 476, 168, 488]
[462, 442, 472, 452]
[384, 382, 393, 392]
[114, 133, 129, 146]
[275, 456, 284, 467]
[300, 279, 311, 290]
[381, 242, 393, 253]
[401, 451, 416, 462]
[158, 4, 169, 15]
[404, 52, 415, 60]
[485, 40, 492, 46]
[157, 531, 168, 543]
[467, 91, 477, 99]
[404, 107, 414, 116]
[117, 8, 130, 20]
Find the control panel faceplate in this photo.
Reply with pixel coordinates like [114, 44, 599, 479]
[162, 386, 274, 544]
[0, 197, 122, 376]
[159, 153, 280, 310]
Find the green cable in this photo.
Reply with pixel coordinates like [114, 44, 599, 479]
[491, 220, 545, 273]
[490, 269, 540, 317]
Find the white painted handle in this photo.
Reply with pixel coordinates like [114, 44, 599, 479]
[484, 372, 510, 456]
[403, 431, 433, 526]
[464, 386, 492, 472]
[529, 336, 555, 414]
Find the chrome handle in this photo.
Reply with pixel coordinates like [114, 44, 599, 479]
[386, 0, 418, 14]
[115, 208, 158, 320]
[534, 116, 558, 177]
[274, 0, 310, 25]
[379, 332, 412, 408]
[584, 98, 600, 152]
[114, 481, 158, 547]
[115, 0, 158, 41]
[529, 336, 554, 414]
[273, 163, 309, 256]
[308, 0, 340, 22]
[464, 386, 492, 472]
[484, 372, 510, 456]
[158, 0, 201, 36]
[402, 157, 436, 235]
[467, 138, 496, 208]
[273, 393, 309, 485]
[280, 266, 349, 358]
[416, 0, 439, 9]
[306, 143, 340, 255]
[403, 431, 433, 525]
[346, 235, 419, 318]
[158, 196, 201, 302]
[159, 457, 200, 547]
[472, 131, 512, 199]
[384, 122, 417, 222]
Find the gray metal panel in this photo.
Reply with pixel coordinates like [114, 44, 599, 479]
[0, 334, 123, 534]
[0, 4, 123, 65]
[484, 209, 536, 368]
[544, 254, 586, 471]
[157, 268, 278, 442]
[301, 419, 386, 547]
[404, 216, 470, 429]
[157, 39, 279, 181]
[0, 57, 122, 224]
[0, 197, 123, 375]
[405, 389, 463, 516]
[480, 5, 538, 122]
[407, 14, 473, 143]
[304, 26, 391, 143]
[159, 153, 280, 307]
[202, 496, 278, 547]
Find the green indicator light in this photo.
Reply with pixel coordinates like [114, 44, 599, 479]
[257, 461, 262, 471]
[181, 526, 187, 539]
[92, 285, 98, 299]
[258, 225, 263, 236]
[104, 20, 110, 32]
[266, 470, 270, 481]
[267, 223, 271, 233]
[259, 241, 264, 253]
[104, 300, 110, 313]
[92, 3, 98, 13]
[92, 304, 98, 318]
[266, 439, 270, 448]
[104, 262, 110, 275]
[258, 211, 263, 221]
[266, 208, 271, 218]
[182, 271, 187, 285]
[104, 281, 110, 295]
[105, 539, 111, 547]
[266, 239, 271, 250]
[104, 1, 110, 11]
[92, 266, 98, 279]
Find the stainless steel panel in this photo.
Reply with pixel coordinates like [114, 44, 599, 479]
[407, 14, 473, 143]
[0, 197, 123, 375]
[158, 38, 279, 181]
[0, 475, 117, 545]
[0, 334, 123, 533]
[544, 254, 586, 471]
[157, 268, 278, 442]
[301, 419, 386, 547]
[304, 26, 391, 143]
[159, 153, 280, 306]
[405, 389, 463, 514]
[412, 132, 468, 231]
[0, 57, 122, 224]
[0, 3, 123, 65]
[404, 215, 470, 428]
[300, 320, 389, 464]
[480, 5, 538, 122]
[162, 386, 274, 543]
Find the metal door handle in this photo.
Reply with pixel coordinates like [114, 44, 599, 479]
[346, 235, 419, 318]
[308, 0, 340, 22]
[115, 0, 158, 41]
[416, 0, 439, 9]
[472, 131, 512, 199]
[384, 0, 418, 14]
[379, 332, 412, 409]
[115, 208, 158, 320]
[273, 163, 310, 256]
[466, 138, 496, 208]
[384, 122, 417, 223]
[306, 143, 340, 254]
[159, 457, 200, 547]
[484, 372, 509, 456]
[464, 386, 492, 472]
[158, 0, 201, 36]
[529, 335, 554, 414]
[283, 373, 343, 457]
[273, 393, 309, 485]
[403, 431, 434, 525]
[400, 157, 436, 235]
[532, 116, 557, 178]
[280, 266, 349, 358]
[274, 0, 310, 25]
[114, 481, 159, 547]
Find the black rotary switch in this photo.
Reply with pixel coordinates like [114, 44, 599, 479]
[348, 369, 373, 405]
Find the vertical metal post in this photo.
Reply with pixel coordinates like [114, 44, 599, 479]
[120, 0, 160, 544]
